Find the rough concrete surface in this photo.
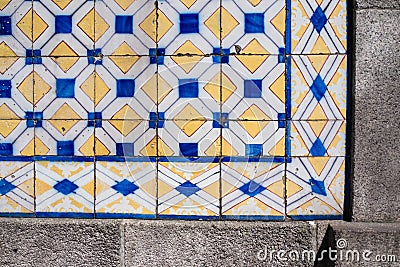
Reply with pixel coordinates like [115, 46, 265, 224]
[353, 9, 400, 222]
[324, 222, 400, 266]
[123, 220, 316, 266]
[0, 218, 121, 267]
[356, 0, 400, 9]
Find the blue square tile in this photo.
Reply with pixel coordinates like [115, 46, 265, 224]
[115, 16, 133, 34]
[0, 143, 13, 156]
[116, 79, 135, 97]
[310, 138, 326, 156]
[55, 15, 72, 34]
[179, 143, 198, 157]
[116, 143, 134, 156]
[180, 13, 199, 34]
[149, 48, 165, 65]
[213, 112, 229, 128]
[25, 50, 42, 65]
[149, 112, 165, 128]
[178, 79, 198, 98]
[56, 79, 75, 98]
[212, 48, 230, 63]
[278, 113, 285, 128]
[244, 80, 262, 98]
[0, 16, 12, 35]
[0, 80, 11, 98]
[245, 13, 264, 33]
[57, 141, 74, 156]
[245, 144, 263, 157]
[87, 49, 102, 65]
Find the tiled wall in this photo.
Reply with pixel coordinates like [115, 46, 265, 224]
[0, 0, 347, 219]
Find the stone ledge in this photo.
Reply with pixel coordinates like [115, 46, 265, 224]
[0, 219, 398, 266]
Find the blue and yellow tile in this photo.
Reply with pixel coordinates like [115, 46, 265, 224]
[291, 120, 346, 156]
[95, 161, 156, 218]
[158, 120, 220, 157]
[222, 120, 285, 157]
[35, 161, 94, 217]
[222, 0, 285, 55]
[95, 0, 156, 56]
[158, 160, 219, 219]
[33, 58, 95, 119]
[0, 161, 34, 215]
[32, 0, 94, 56]
[291, 55, 347, 120]
[95, 56, 156, 120]
[0, 0, 33, 56]
[0, 120, 34, 156]
[291, 0, 346, 54]
[221, 56, 285, 120]
[222, 161, 284, 220]
[157, 0, 220, 55]
[286, 157, 345, 219]
[95, 120, 156, 157]
[0, 58, 33, 119]
[158, 56, 219, 120]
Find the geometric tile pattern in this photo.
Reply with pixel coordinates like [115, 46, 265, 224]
[0, 0, 348, 220]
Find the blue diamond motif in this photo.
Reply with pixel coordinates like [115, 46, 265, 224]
[310, 138, 326, 156]
[0, 179, 15, 195]
[175, 181, 200, 197]
[112, 179, 139, 196]
[310, 75, 327, 102]
[54, 179, 78, 195]
[239, 181, 265, 197]
[310, 6, 328, 33]
[309, 177, 327, 196]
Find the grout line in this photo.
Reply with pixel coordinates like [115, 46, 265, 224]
[155, 0, 159, 219]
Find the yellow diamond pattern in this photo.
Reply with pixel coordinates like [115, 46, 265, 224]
[140, 9, 159, 42]
[50, 42, 79, 72]
[17, 10, 48, 42]
[247, 0, 262, 6]
[52, 0, 73, 10]
[112, 105, 141, 120]
[114, 0, 135, 10]
[180, 0, 196, 9]
[0, 0, 11, 10]
[51, 103, 81, 120]
[17, 72, 34, 104]
[239, 104, 270, 121]
[109, 120, 141, 137]
[0, 104, 19, 119]
[33, 72, 51, 104]
[0, 120, 19, 138]
[78, 8, 109, 42]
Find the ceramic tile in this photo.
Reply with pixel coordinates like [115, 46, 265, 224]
[158, 120, 220, 157]
[0, 0, 33, 56]
[286, 157, 345, 219]
[35, 120, 94, 156]
[221, 161, 284, 220]
[0, 0, 350, 221]
[221, 56, 285, 120]
[222, 121, 285, 157]
[33, 58, 95, 119]
[291, 0, 347, 54]
[35, 161, 94, 217]
[291, 55, 347, 120]
[158, 160, 219, 218]
[0, 58, 33, 119]
[95, 56, 156, 120]
[290, 121, 346, 157]
[158, 56, 219, 120]
[95, 120, 156, 157]
[95, 161, 156, 218]
[95, 0, 156, 56]
[157, 0, 220, 55]
[0, 161, 34, 214]
[0, 120, 34, 156]
[32, 0, 94, 56]
[222, 0, 285, 55]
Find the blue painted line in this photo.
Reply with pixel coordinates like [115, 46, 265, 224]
[158, 215, 219, 220]
[35, 156, 94, 162]
[0, 212, 35, 217]
[285, 0, 292, 54]
[96, 213, 156, 219]
[0, 156, 34, 161]
[285, 55, 292, 158]
[290, 215, 343, 221]
[222, 157, 285, 163]
[36, 212, 95, 218]
[222, 215, 284, 221]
